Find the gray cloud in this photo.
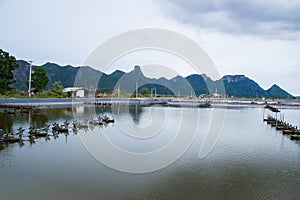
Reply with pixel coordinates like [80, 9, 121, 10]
[160, 0, 300, 39]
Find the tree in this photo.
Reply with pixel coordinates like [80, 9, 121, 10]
[31, 67, 49, 92]
[0, 49, 19, 94]
[51, 81, 66, 97]
[140, 87, 150, 96]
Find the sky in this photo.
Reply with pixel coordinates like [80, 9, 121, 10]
[0, 0, 300, 95]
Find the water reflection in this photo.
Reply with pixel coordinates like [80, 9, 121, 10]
[0, 106, 299, 200]
[111, 104, 144, 124]
[0, 113, 13, 133]
[0, 105, 145, 130]
[0, 105, 146, 152]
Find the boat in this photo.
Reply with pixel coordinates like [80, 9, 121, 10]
[263, 118, 275, 122]
[101, 115, 115, 124]
[52, 123, 68, 133]
[29, 132, 48, 137]
[1, 133, 21, 143]
[265, 105, 280, 113]
[166, 101, 211, 108]
[290, 134, 300, 140]
[276, 126, 285, 130]
[149, 101, 168, 106]
[29, 125, 50, 137]
[282, 130, 296, 135]
[2, 137, 21, 143]
[198, 101, 211, 108]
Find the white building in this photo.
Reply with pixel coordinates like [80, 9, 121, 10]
[63, 87, 88, 98]
[213, 93, 222, 98]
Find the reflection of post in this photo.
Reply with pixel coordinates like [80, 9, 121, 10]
[28, 110, 31, 126]
[135, 104, 137, 119]
[65, 134, 68, 144]
[151, 88, 157, 98]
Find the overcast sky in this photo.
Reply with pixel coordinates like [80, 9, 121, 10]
[1, 0, 300, 95]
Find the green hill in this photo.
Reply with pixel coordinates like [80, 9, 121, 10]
[13, 60, 294, 98]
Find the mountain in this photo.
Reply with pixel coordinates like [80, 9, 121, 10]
[14, 61, 102, 91]
[266, 84, 293, 98]
[186, 74, 209, 95]
[14, 60, 294, 98]
[41, 62, 80, 89]
[221, 75, 266, 97]
[13, 60, 31, 90]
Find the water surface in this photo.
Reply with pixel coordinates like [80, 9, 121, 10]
[0, 105, 299, 200]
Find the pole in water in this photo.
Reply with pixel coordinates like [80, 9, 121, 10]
[27, 61, 33, 97]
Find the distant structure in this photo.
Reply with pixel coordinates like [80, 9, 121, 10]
[63, 87, 89, 98]
[199, 94, 209, 98]
[213, 93, 222, 98]
[213, 88, 222, 98]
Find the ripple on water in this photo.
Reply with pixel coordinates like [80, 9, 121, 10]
[0, 106, 300, 200]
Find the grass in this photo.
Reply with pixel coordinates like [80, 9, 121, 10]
[0, 90, 69, 98]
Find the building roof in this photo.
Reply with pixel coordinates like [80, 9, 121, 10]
[63, 87, 87, 92]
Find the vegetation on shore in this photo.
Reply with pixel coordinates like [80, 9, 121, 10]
[0, 82, 70, 98]
[0, 49, 19, 94]
[0, 49, 70, 98]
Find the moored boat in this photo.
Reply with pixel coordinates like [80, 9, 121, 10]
[265, 105, 280, 113]
[290, 134, 300, 140]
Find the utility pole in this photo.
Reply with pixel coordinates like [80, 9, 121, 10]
[27, 61, 33, 97]
[151, 88, 156, 98]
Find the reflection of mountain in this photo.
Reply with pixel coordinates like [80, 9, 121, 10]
[0, 108, 75, 132]
[14, 61, 294, 98]
[31, 113, 49, 128]
[71, 105, 145, 124]
[111, 104, 144, 124]
[0, 113, 14, 133]
[0, 106, 145, 135]
[128, 105, 144, 124]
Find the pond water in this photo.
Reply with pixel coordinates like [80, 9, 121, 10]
[0, 105, 299, 200]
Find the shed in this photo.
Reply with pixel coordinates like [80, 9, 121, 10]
[63, 87, 89, 98]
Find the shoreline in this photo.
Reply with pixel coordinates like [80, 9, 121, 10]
[0, 97, 299, 109]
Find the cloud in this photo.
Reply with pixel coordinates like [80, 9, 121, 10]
[160, 0, 300, 40]
[0, 0, 299, 95]
[0, 0, 182, 65]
